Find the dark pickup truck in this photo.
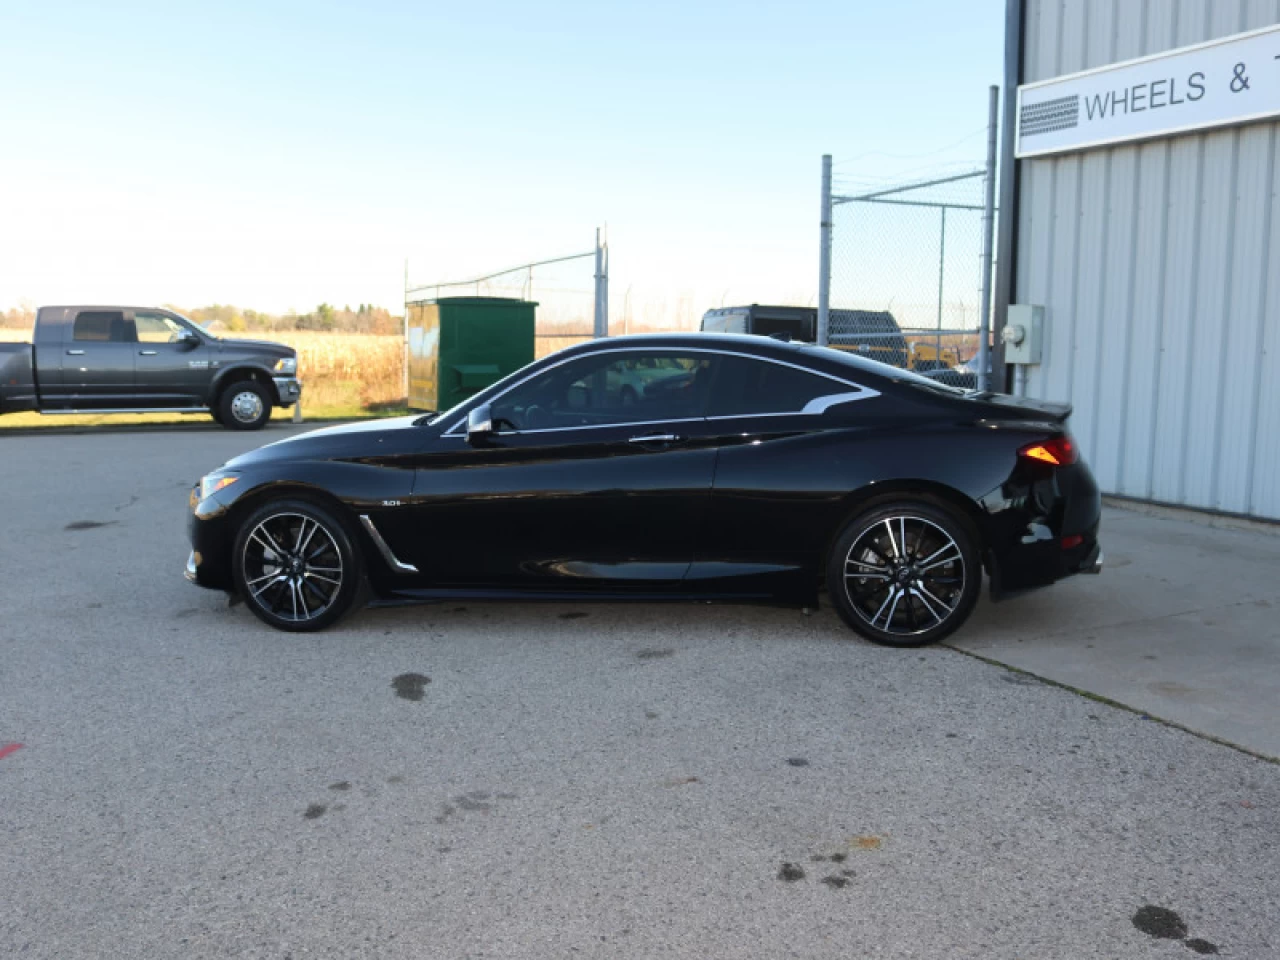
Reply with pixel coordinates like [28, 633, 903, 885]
[0, 306, 300, 430]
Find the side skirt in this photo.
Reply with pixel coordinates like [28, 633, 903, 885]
[367, 586, 793, 609]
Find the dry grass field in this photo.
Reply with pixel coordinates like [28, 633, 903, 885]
[273, 332, 404, 412]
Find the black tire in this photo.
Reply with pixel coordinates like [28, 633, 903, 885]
[232, 498, 363, 632]
[826, 499, 980, 647]
[218, 380, 271, 430]
[210, 407, 224, 425]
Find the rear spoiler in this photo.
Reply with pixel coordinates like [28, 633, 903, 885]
[978, 394, 1073, 423]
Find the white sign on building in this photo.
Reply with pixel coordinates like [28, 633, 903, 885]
[1016, 23, 1280, 158]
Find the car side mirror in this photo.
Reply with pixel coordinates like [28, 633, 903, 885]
[466, 404, 493, 444]
[177, 330, 199, 350]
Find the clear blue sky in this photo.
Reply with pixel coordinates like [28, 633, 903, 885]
[0, 0, 1004, 322]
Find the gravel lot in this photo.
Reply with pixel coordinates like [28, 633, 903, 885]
[1, 425, 1277, 959]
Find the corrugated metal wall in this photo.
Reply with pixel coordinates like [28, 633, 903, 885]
[1017, 0, 1280, 519]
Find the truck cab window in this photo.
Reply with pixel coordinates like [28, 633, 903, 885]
[73, 311, 131, 342]
[135, 312, 191, 344]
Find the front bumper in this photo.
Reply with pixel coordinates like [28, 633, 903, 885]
[186, 484, 236, 591]
[273, 376, 301, 406]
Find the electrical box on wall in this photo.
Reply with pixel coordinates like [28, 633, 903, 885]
[1003, 304, 1044, 364]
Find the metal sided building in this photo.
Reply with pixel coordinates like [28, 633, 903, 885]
[997, 1, 1280, 521]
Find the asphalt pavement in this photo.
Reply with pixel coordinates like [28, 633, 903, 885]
[1, 424, 1277, 959]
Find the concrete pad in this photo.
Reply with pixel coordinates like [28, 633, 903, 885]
[958, 506, 1280, 759]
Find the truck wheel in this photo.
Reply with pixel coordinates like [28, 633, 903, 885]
[219, 381, 271, 430]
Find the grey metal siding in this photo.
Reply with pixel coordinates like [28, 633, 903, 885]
[1016, 0, 1280, 518]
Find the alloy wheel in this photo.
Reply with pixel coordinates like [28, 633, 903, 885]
[842, 515, 967, 637]
[241, 512, 344, 623]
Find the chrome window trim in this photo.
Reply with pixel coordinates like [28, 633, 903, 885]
[801, 391, 873, 415]
[475, 416, 709, 438]
[442, 345, 880, 438]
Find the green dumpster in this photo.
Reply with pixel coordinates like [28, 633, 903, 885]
[405, 297, 537, 412]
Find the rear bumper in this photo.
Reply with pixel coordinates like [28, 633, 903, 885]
[1078, 542, 1104, 575]
[987, 458, 1103, 600]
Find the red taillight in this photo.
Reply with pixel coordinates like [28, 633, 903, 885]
[1062, 534, 1084, 549]
[1019, 435, 1077, 466]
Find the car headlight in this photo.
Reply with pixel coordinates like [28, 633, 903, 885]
[200, 474, 239, 500]
[274, 357, 297, 375]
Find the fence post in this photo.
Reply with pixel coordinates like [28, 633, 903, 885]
[593, 228, 607, 338]
[601, 236, 609, 335]
[936, 207, 946, 363]
[402, 259, 410, 405]
[977, 85, 999, 392]
[817, 154, 833, 346]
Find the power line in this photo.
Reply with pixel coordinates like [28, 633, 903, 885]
[831, 127, 987, 168]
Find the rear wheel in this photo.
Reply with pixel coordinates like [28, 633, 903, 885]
[827, 500, 980, 647]
[232, 499, 362, 631]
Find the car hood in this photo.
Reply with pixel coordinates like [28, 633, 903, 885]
[215, 338, 295, 358]
[224, 415, 425, 468]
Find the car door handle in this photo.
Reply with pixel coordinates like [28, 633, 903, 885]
[139, 350, 158, 355]
[628, 433, 682, 445]
[66, 349, 85, 355]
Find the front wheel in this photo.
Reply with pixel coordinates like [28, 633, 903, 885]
[232, 499, 363, 631]
[827, 500, 980, 647]
[219, 380, 271, 430]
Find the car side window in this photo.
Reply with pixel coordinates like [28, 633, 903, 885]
[491, 351, 715, 432]
[73, 311, 132, 343]
[707, 355, 854, 417]
[134, 312, 190, 344]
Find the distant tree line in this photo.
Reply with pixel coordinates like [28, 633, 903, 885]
[177, 303, 402, 335]
[1, 305, 35, 328]
[0, 302, 402, 334]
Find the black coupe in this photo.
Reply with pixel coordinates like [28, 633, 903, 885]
[187, 334, 1102, 645]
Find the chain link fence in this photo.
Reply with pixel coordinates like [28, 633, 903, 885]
[825, 167, 992, 389]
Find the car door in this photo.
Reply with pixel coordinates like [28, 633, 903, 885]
[131, 310, 209, 407]
[687, 352, 879, 592]
[61, 310, 137, 409]
[395, 348, 720, 593]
